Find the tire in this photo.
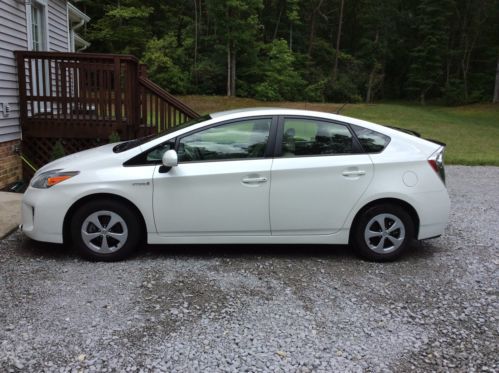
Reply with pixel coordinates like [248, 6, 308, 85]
[352, 204, 415, 262]
[70, 199, 142, 261]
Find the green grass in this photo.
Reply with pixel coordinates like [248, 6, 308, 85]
[179, 96, 499, 166]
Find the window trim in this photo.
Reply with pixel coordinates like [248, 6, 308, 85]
[274, 115, 365, 158]
[124, 116, 278, 166]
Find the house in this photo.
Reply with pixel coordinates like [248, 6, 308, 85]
[0, 0, 198, 190]
[0, 0, 90, 189]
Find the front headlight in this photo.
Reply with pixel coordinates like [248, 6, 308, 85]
[31, 169, 80, 189]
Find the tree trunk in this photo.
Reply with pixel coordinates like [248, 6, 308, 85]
[227, 41, 231, 96]
[366, 67, 376, 104]
[272, 5, 283, 40]
[494, 56, 499, 103]
[231, 49, 236, 96]
[226, 41, 236, 97]
[307, 0, 324, 57]
[332, 0, 344, 82]
[193, 0, 198, 88]
[365, 31, 379, 104]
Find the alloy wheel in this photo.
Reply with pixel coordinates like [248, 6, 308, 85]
[81, 210, 128, 253]
[363, 213, 405, 254]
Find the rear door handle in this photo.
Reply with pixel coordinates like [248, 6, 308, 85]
[342, 170, 366, 176]
[242, 177, 268, 184]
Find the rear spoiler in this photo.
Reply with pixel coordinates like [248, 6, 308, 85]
[386, 125, 445, 147]
[425, 138, 446, 147]
[387, 125, 421, 137]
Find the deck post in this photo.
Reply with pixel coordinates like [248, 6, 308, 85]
[14, 52, 27, 127]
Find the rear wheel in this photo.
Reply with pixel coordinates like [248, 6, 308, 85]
[70, 200, 141, 261]
[353, 204, 414, 261]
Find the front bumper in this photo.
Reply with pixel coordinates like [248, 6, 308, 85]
[21, 186, 69, 243]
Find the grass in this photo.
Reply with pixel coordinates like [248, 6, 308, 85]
[179, 96, 499, 166]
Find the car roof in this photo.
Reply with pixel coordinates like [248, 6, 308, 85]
[208, 107, 441, 150]
[210, 107, 381, 131]
[211, 107, 337, 118]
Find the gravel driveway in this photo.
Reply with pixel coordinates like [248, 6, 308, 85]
[0, 166, 497, 372]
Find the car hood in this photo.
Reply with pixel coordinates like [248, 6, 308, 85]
[35, 143, 135, 175]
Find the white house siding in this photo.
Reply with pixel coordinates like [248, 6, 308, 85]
[48, 0, 69, 52]
[0, 0, 28, 142]
[0, 0, 70, 143]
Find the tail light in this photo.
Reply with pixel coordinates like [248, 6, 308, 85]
[428, 147, 446, 184]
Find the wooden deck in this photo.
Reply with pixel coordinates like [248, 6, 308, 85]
[14, 51, 199, 177]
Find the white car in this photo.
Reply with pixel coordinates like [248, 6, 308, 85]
[21, 108, 450, 261]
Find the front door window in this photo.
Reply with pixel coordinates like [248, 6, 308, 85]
[178, 118, 272, 162]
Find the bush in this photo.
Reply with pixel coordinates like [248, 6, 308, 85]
[254, 82, 282, 101]
[442, 79, 484, 106]
[325, 75, 363, 103]
[108, 131, 121, 143]
[303, 79, 328, 102]
[51, 140, 65, 161]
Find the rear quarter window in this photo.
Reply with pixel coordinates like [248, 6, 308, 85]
[351, 124, 390, 153]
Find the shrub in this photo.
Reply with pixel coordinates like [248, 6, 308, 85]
[108, 131, 121, 143]
[51, 140, 65, 161]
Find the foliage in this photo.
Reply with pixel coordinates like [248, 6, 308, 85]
[82, 0, 499, 105]
[108, 131, 121, 143]
[254, 40, 305, 101]
[51, 140, 65, 161]
[142, 35, 190, 94]
[87, 2, 153, 56]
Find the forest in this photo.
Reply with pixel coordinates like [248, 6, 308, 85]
[80, 0, 499, 105]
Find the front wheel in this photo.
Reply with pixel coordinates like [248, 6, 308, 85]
[352, 204, 415, 261]
[70, 200, 142, 261]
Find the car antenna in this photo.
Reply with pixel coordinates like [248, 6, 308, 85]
[336, 103, 347, 114]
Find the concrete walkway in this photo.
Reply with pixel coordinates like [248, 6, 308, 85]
[0, 192, 23, 239]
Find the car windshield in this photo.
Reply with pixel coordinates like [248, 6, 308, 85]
[113, 115, 212, 153]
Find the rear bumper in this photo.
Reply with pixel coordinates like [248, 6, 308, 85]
[415, 189, 450, 240]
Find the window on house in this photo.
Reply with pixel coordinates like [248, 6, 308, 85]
[31, 2, 46, 51]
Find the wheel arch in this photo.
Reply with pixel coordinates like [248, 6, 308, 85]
[63, 193, 147, 245]
[348, 198, 420, 244]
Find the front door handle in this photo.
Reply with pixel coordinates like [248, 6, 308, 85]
[342, 170, 366, 177]
[242, 177, 268, 184]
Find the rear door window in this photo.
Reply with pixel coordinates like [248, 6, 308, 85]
[281, 118, 354, 157]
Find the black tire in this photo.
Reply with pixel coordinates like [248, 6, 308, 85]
[70, 199, 142, 261]
[352, 204, 415, 262]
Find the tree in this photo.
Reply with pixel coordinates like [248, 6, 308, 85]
[87, 2, 153, 56]
[332, 0, 344, 82]
[254, 39, 305, 101]
[141, 35, 191, 94]
[81, 0, 499, 103]
[406, 0, 453, 104]
[357, 0, 398, 103]
[494, 56, 499, 103]
[206, 0, 263, 97]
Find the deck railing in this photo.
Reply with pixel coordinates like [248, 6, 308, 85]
[14, 51, 199, 177]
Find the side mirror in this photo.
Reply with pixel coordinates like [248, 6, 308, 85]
[162, 149, 178, 167]
[159, 149, 178, 173]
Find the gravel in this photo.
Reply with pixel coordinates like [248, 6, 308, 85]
[0, 165, 498, 372]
